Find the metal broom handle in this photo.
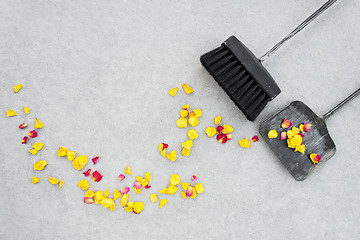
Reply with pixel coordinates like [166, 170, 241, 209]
[259, 0, 338, 62]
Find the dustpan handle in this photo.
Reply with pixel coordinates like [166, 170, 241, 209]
[259, 0, 338, 62]
[322, 88, 360, 120]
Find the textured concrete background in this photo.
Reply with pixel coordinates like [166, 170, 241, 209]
[1, 0, 359, 239]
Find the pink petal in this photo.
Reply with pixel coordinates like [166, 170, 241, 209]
[133, 181, 141, 189]
[120, 187, 130, 194]
[281, 119, 292, 128]
[303, 123, 312, 132]
[92, 155, 100, 165]
[91, 171, 103, 182]
[117, 174, 125, 181]
[280, 132, 287, 140]
[84, 197, 94, 204]
[191, 175, 198, 182]
[83, 169, 91, 177]
[186, 186, 193, 197]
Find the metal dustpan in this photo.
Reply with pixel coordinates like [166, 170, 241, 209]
[259, 88, 360, 181]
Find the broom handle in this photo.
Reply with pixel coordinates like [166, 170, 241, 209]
[259, 0, 338, 62]
[322, 88, 360, 120]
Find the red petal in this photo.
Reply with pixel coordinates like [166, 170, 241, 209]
[251, 136, 259, 142]
[91, 171, 103, 182]
[216, 134, 227, 144]
[84, 197, 94, 204]
[298, 133, 305, 138]
[120, 187, 130, 194]
[92, 155, 100, 165]
[191, 175, 198, 181]
[162, 143, 168, 150]
[216, 126, 224, 133]
[303, 123, 312, 132]
[117, 174, 125, 181]
[133, 181, 141, 189]
[144, 184, 151, 189]
[133, 210, 139, 214]
[28, 130, 38, 138]
[22, 136, 28, 144]
[19, 123, 27, 129]
[83, 169, 91, 177]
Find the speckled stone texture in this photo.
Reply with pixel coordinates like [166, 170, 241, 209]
[1, 0, 359, 239]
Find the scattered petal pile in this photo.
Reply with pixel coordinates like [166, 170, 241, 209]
[205, 116, 233, 144]
[176, 104, 202, 128]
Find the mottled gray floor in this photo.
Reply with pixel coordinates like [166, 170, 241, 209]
[1, 0, 359, 239]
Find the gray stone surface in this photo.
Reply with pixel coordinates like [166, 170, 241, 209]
[1, 0, 359, 239]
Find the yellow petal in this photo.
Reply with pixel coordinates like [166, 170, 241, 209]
[49, 177, 59, 185]
[182, 83, 194, 94]
[181, 191, 187, 199]
[135, 176, 142, 182]
[32, 142, 44, 151]
[187, 129, 199, 140]
[182, 140, 193, 149]
[170, 174, 180, 185]
[28, 149, 38, 155]
[6, 109, 17, 117]
[181, 147, 190, 156]
[34, 118, 44, 129]
[32, 177, 39, 184]
[190, 187, 197, 199]
[169, 87, 179, 96]
[222, 124, 233, 134]
[180, 182, 190, 190]
[113, 189, 121, 200]
[94, 191, 104, 204]
[268, 129, 278, 138]
[167, 185, 178, 195]
[104, 189, 110, 197]
[195, 183, 204, 194]
[145, 172, 151, 182]
[67, 150, 76, 161]
[132, 187, 141, 194]
[140, 179, 148, 187]
[120, 194, 129, 207]
[85, 189, 95, 198]
[188, 116, 199, 127]
[77, 155, 88, 166]
[124, 166, 132, 175]
[102, 198, 113, 208]
[180, 110, 188, 118]
[160, 199, 168, 209]
[286, 130, 297, 139]
[133, 202, 144, 213]
[214, 116, 222, 125]
[24, 106, 30, 114]
[110, 202, 115, 211]
[205, 127, 216, 138]
[182, 104, 190, 110]
[59, 180, 63, 189]
[158, 188, 169, 194]
[57, 147, 68, 157]
[176, 117, 188, 128]
[294, 144, 306, 154]
[160, 150, 166, 157]
[193, 108, 202, 117]
[77, 179, 90, 191]
[33, 160, 48, 171]
[149, 193, 158, 203]
[239, 137, 251, 148]
[166, 150, 177, 162]
[289, 135, 302, 146]
[13, 84, 22, 93]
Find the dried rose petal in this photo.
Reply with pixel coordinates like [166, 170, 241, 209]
[176, 117, 188, 128]
[205, 127, 217, 138]
[225, 133, 232, 140]
[267, 130, 278, 139]
[160, 199, 168, 209]
[133, 181, 141, 189]
[28, 130, 37, 138]
[216, 134, 227, 144]
[239, 138, 251, 148]
[13, 84, 22, 93]
[117, 174, 125, 181]
[182, 83, 194, 94]
[280, 132, 287, 140]
[298, 133, 305, 138]
[169, 87, 179, 96]
[83, 169, 91, 177]
[124, 166, 132, 175]
[216, 125, 224, 133]
[251, 136, 259, 142]
[191, 175, 198, 182]
[186, 186, 193, 197]
[144, 184, 151, 189]
[34, 118, 44, 129]
[222, 124, 233, 134]
[162, 143, 168, 150]
[281, 118, 292, 129]
[19, 123, 27, 129]
[310, 153, 321, 164]
[303, 123, 312, 132]
[84, 197, 94, 204]
[214, 116, 222, 125]
[24, 106, 30, 114]
[120, 187, 130, 194]
[22, 136, 28, 144]
[92, 155, 100, 165]
[91, 171, 103, 182]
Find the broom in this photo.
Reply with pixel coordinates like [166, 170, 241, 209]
[200, 0, 338, 121]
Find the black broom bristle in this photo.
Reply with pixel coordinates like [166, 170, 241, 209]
[200, 36, 281, 121]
